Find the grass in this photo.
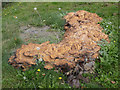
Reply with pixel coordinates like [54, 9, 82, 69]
[2, 2, 119, 88]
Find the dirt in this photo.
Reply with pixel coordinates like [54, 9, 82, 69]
[19, 25, 60, 43]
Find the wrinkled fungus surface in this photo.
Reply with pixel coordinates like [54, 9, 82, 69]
[9, 10, 109, 87]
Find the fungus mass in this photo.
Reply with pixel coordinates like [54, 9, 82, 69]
[9, 10, 109, 73]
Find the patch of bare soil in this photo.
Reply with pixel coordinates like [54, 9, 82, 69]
[19, 26, 60, 43]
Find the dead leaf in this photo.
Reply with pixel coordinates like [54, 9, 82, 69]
[111, 81, 116, 84]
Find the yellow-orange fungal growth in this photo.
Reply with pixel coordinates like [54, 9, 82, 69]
[8, 10, 109, 71]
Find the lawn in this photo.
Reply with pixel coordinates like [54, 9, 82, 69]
[2, 2, 119, 88]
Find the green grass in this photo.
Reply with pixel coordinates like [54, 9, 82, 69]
[2, 2, 119, 88]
